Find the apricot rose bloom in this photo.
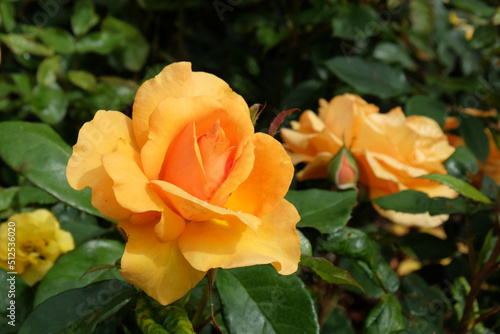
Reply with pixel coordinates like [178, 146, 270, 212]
[0, 209, 74, 286]
[281, 93, 457, 228]
[66, 62, 301, 305]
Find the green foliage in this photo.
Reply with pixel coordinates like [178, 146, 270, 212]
[34, 239, 125, 306]
[1, 0, 500, 333]
[217, 265, 320, 334]
[19, 280, 137, 334]
[286, 189, 357, 234]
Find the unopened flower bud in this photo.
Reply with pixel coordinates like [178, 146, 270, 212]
[328, 146, 359, 190]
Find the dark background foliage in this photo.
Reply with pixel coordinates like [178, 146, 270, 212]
[1, 0, 500, 333]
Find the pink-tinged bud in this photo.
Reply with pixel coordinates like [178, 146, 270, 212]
[328, 146, 359, 190]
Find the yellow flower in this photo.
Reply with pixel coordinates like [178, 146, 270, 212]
[66, 62, 301, 305]
[281, 93, 457, 228]
[0, 209, 74, 286]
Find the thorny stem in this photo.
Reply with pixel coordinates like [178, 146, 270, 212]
[192, 269, 220, 332]
[457, 209, 500, 334]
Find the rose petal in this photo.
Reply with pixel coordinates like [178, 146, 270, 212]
[132, 62, 247, 147]
[150, 180, 260, 233]
[178, 199, 300, 274]
[209, 138, 255, 207]
[225, 133, 294, 218]
[102, 139, 164, 214]
[67, 110, 138, 220]
[141, 96, 253, 181]
[161, 121, 208, 200]
[296, 152, 333, 181]
[373, 203, 449, 228]
[120, 220, 206, 306]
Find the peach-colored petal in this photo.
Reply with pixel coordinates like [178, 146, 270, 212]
[142, 96, 253, 181]
[152, 208, 186, 243]
[319, 94, 378, 147]
[198, 121, 237, 198]
[370, 189, 451, 228]
[102, 139, 164, 214]
[66, 110, 138, 220]
[373, 203, 449, 228]
[161, 121, 208, 200]
[209, 139, 255, 207]
[150, 180, 261, 233]
[132, 62, 247, 147]
[178, 199, 300, 275]
[296, 152, 333, 181]
[295, 110, 325, 134]
[225, 133, 294, 218]
[119, 220, 206, 306]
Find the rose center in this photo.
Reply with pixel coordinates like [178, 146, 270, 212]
[161, 120, 236, 201]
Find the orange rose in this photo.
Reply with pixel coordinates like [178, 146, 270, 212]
[66, 62, 300, 305]
[281, 93, 457, 227]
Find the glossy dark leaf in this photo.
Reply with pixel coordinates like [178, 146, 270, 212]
[325, 57, 411, 99]
[19, 280, 137, 334]
[34, 239, 125, 306]
[373, 189, 468, 215]
[217, 265, 320, 334]
[300, 255, 363, 290]
[286, 189, 357, 234]
[0, 122, 104, 218]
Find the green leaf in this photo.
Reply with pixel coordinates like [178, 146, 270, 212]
[405, 95, 446, 128]
[300, 255, 363, 290]
[0, 187, 19, 211]
[469, 25, 498, 50]
[101, 16, 150, 72]
[450, 0, 496, 17]
[298, 230, 312, 256]
[409, 0, 434, 34]
[0, 122, 104, 218]
[373, 189, 468, 215]
[458, 116, 489, 164]
[38, 27, 76, 54]
[362, 294, 404, 334]
[0, 269, 33, 331]
[71, 0, 100, 36]
[34, 239, 125, 306]
[373, 42, 417, 70]
[419, 174, 492, 204]
[332, 5, 379, 40]
[32, 84, 68, 124]
[0, 1, 16, 32]
[36, 56, 60, 87]
[217, 265, 320, 334]
[18, 185, 57, 206]
[401, 274, 449, 328]
[52, 203, 109, 245]
[11, 73, 33, 100]
[75, 31, 124, 55]
[19, 279, 137, 334]
[325, 57, 411, 99]
[445, 146, 480, 181]
[135, 294, 195, 334]
[320, 227, 375, 263]
[68, 70, 97, 92]
[285, 189, 357, 234]
[338, 259, 385, 297]
[321, 308, 355, 334]
[0, 33, 54, 57]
